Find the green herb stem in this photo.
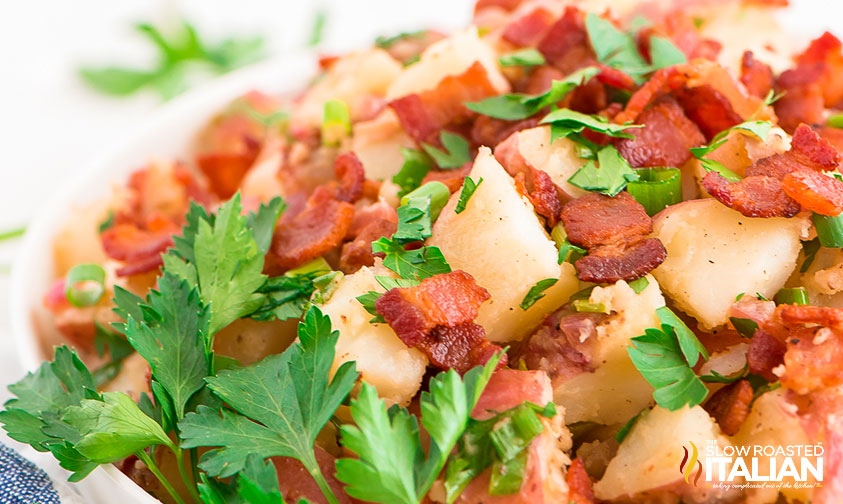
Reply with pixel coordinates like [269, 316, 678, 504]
[812, 213, 843, 248]
[0, 226, 25, 242]
[136, 449, 189, 504]
[173, 446, 202, 504]
[303, 449, 340, 504]
[626, 167, 682, 216]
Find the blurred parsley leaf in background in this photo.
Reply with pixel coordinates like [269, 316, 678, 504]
[79, 21, 265, 100]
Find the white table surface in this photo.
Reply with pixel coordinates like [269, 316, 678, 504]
[0, 0, 838, 500]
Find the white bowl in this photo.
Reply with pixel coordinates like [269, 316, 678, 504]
[9, 51, 318, 504]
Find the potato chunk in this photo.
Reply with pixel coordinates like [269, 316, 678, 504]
[652, 199, 806, 329]
[386, 28, 509, 99]
[350, 110, 416, 181]
[428, 148, 578, 343]
[594, 406, 738, 502]
[317, 266, 427, 405]
[292, 49, 402, 129]
[554, 277, 663, 425]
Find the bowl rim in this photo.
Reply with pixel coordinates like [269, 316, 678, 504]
[9, 50, 318, 503]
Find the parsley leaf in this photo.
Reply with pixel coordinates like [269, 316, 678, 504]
[648, 36, 688, 69]
[498, 48, 546, 67]
[627, 325, 709, 411]
[422, 131, 471, 169]
[567, 145, 639, 197]
[116, 272, 210, 420]
[394, 196, 436, 242]
[336, 354, 502, 504]
[455, 177, 483, 214]
[393, 148, 433, 198]
[247, 196, 285, 255]
[90, 323, 135, 387]
[372, 238, 452, 280]
[614, 409, 646, 443]
[466, 67, 599, 120]
[800, 237, 821, 273]
[656, 306, 709, 366]
[730, 317, 759, 338]
[520, 278, 558, 310]
[691, 121, 773, 182]
[179, 307, 357, 504]
[540, 108, 639, 142]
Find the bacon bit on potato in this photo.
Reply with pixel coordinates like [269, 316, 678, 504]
[703, 379, 753, 436]
[781, 169, 843, 216]
[566, 457, 596, 504]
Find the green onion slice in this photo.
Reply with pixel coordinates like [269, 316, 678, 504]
[813, 213, 843, 248]
[322, 99, 351, 146]
[626, 167, 682, 216]
[65, 263, 106, 307]
[400, 181, 450, 221]
[774, 287, 809, 306]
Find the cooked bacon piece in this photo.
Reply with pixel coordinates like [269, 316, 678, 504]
[795, 32, 843, 107]
[574, 238, 667, 284]
[339, 208, 397, 274]
[422, 163, 473, 193]
[729, 296, 776, 326]
[101, 216, 179, 277]
[567, 458, 596, 504]
[789, 123, 842, 171]
[268, 186, 354, 273]
[376, 271, 490, 346]
[703, 379, 753, 436]
[514, 169, 562, 227]
[196, 148, 259, 199]
[421, 323, 506, 374]
[613, 97, 705, 168]
[561, 192, 651, 248]
[702, 172, 801, 218]
[375, 271, 505, 372]
[739, 51, 774, 98]
[523, 65, 564, 95]
[518, 309, 602, 384]
[389, 62, 500, 143]
[659, 11, 721, 61]
[474, 0, 523, 13]
[773, 77, 824, 134]
[747, 329, 787, 382]
[746, 154, 801, 180]
[272, 447, 356, 504]
[334, 152, 365, 203]
[472, 369, 552, 420]
[615, 67, 682, 124]
[674, 85, 743, 140]
[502, 7, 555, 47]
[778, 304, 843, 329]
[781, 169, 843, 216]
[472, 115, 540, 151]
[537, 7, 592, 74]
[818, 126, 843, 153]
[782, 327, 843, 395]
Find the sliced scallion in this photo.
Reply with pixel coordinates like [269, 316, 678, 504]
[550, 223, 585, 264]
[813, 212, 843, 248]
[321, 99, 351, 146]
[65, 263, 106, 307]
[774, 287, 809, 306]
[572, 299, 608, 313]
[400, 181, 450, 221]
[626, 167, 682, 216]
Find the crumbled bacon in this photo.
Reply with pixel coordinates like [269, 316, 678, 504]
[514, 169, 562, 227]
[740, 51, 774, 98]
[472, 115, 540, 151]
[389, 62, 500, 144]
[267, 186, 354, 274]
[375, 271, 505, 372]
[537, 7, 592, 74]
[502, 6, 555, 47]
[196, 147, 260, 199]
[781, 169, 843, 216]
[333, 152, 365, 203]
[101, 215, 179, 277]
[789, 123, 842, 171]
[422, 162, 473, 193]
[773, 76, 824, 133]
[746, 329, 787, 382]
[703, 379, 753, 436]
[674, 85, 743, 140]
[615, 67, 681, 124]
[339, 202, 397, 274]
[472, 369, 553, 420]
[702, 172, 801, 218]
[560, 192, 665, 283]
[613, 97, 705, 168]
[566, 458, 596, 504]
[518, 308, 602, 385]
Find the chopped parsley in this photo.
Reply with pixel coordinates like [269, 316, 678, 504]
[566, 145, 640, 197]
[422, 131, 472, 169]
[691, 120, 774, 181]
[498, 48, 546, 67]
[455, 177, 483, 214]
[393, 148, 433, 197]
[519, 278, 558, 310]
[539, 108, 639, 143]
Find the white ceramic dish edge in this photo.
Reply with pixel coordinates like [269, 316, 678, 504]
[9, 50, 318, 504]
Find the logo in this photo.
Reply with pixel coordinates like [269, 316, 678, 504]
[680, 441, 703, 486]
[679, 440, 824, 491]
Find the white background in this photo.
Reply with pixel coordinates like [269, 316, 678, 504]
[0, 0, 840, 497]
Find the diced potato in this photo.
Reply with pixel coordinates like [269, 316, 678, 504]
[240, 135, 286, 202]
[386, 28, 509, 99]
[213, 317, 299, 366]
[291, 49, 402, 129]
[652, 199, 807, 329]
[698, 342, 749, 379]
[731, 388, 816, 504]
[554, 277, 664, 425]
[594, 406, 738, 502]
[317, 266, 428, 405]
[497, 126, 590, 199]
[350, 110, 416, 181]
[694, 126, 789, 194]
[428, 148, 579, 343]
